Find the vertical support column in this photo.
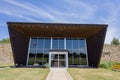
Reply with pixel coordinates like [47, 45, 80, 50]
[65, 38, 66, 49]
[85, 39, 89, 67]
[26, 38, 31, 66]
[66, 52, 68, 68]
[51, 38, 52, 49]
[58, 53, 59, 67]
[49, 52, 51, 68]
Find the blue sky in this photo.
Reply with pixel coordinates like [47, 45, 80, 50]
[0, 0, 120, 44]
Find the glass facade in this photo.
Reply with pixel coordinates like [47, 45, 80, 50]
[27, 38, 50, 65]
[27, 38, 88, 67]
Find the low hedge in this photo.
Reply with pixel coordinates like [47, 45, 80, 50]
[99, 61, 120, 71]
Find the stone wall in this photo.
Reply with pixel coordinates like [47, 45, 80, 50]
[101, 44, 120, 62]
[0, 43, 13, 64]
[0, 43, 120, 64]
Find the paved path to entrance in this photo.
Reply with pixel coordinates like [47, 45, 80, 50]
[46, 68, 73, 80]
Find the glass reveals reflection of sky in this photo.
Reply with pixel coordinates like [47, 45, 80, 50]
[27, 38, 88, 66]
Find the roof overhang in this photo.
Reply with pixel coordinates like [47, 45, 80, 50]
[7, 22, 108, 38]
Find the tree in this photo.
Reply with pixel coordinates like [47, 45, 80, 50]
[0, 38, 10, 43]
[111, 37, 120, 45]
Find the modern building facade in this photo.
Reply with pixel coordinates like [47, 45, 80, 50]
[7, 22, 107, 68]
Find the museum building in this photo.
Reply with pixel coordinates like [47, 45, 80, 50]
[7, 22, 107, 68]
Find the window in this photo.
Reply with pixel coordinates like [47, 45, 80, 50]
[79, 39, 86, 54]
[59, 38, 64, 49]
[53, 38, 58, 49]
[66, 38, 72, 49]
[73, 39, 78, 49]
[73, 50, 80, 65]
[28, 38, 50, 65]
[36, 50, 43, 65]
[37, 38, 44, 49]
[27, 38, 88, 66]
[30, 38, 37, 49]
[45, 38, 51, 49]
[28, 50, 36, 65]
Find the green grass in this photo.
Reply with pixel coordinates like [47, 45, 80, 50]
[0, 67, 49, 80]
[0, 64, 14, 68]
[68, 68, 120, 80]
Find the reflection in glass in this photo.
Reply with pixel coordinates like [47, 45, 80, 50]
[79, 39, 86, 54]
[28, 50, 36, 61]
[51, 54, 66, 67]
[66, 38, 72, 49]
[53, 38, 58, 49]
[28, 38, 49, 65]
[51, 60, 58, 67]
[36, 50, 43, 65]
[59, 60, 66, 67]
[45, 38, 51, 49]
[73, 39, 78, 49]
[73, 50, 80, 65]
[68, 50, 73, 65]
[28, 38, 88, 67]
[28, 61, 34, 65]
[30, 38, 37, 49]
[28, 50, 36, 65]
[80, 53, 87, 65]
[59, 54, 65, 59]
[38, 38, 44, 49]
[59, 38, 64, 49]
[44, 50, 49, 64]
[51, 54, 58, 59]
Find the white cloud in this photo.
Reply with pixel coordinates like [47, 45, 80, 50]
[99, 2, 120, 44]
[3, 0, 57, 21]
[0, 10, 38, 21]
[0, 22, 5, 26]
[38, 0, 97, 23]
[62, 0, 96, 19]
[2, 0, 97, 23]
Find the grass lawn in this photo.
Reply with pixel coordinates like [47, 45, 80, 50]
[68, 68, 120, 80]
[0, 67, 49, 80]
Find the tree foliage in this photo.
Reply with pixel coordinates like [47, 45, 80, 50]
[111, 37, 120, 45]
[0, 38, 10, 43]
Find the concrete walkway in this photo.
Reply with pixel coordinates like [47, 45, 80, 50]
[46, 68, 73, 80]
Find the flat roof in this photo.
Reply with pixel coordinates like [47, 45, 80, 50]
[7, 22, 108, 38]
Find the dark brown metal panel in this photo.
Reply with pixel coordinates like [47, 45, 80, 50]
[8, 26, 29, 66]
[87, 27, 107, 67]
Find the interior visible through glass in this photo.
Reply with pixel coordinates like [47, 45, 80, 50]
[51, 54, 66, 67]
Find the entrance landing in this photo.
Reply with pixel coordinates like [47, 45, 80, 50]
[46, 68, 73, 80]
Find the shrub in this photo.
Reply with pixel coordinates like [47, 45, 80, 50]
[99, 61, 120, 71]
[112, 64, 120, 71]
[99, 62, 110, 69]
[44, 63, 49, 68]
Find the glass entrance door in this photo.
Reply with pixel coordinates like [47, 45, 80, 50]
[51, 54, 59, 67]
[49, 51, 68, 68]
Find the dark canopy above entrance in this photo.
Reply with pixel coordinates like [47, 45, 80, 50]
[7, 22, 107, 67]
[7, 22, 107, 38]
